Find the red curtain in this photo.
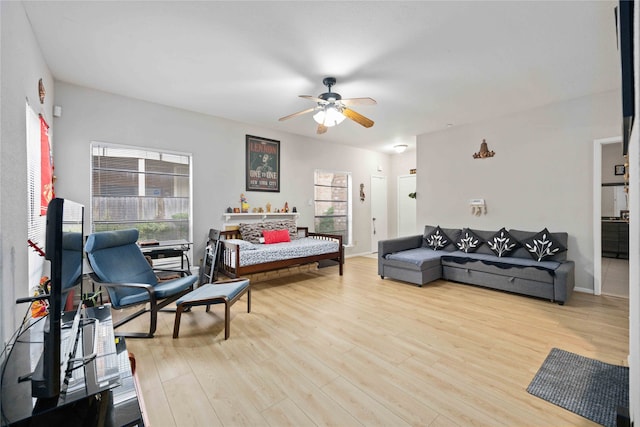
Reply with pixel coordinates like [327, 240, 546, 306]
[40, 115, 54, 215]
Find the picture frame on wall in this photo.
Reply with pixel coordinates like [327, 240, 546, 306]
[246, 135, 280, 192]
[615, 164, 626, 176]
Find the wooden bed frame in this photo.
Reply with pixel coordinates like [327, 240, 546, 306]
[219, 227, 344, 278]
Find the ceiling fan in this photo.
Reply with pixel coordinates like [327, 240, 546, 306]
[278, 77, 376, 134]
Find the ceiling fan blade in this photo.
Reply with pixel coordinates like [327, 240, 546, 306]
[340, 97, 377, 106]
[342, 108, 374, 128]
[317, 124, 328, 134]
[278, 107, 316, 122]
[299, 95, 327, 104]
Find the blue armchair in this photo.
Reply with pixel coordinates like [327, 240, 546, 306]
[84, 229, 197, 338]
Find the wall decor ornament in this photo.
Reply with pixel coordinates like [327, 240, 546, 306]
[360, 183, 365, 202]
[246, 135, 280, 192]
[473, 139, 495, 159]
[38, 78, 46, 104]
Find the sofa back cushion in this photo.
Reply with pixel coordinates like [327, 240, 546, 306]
[239, 219, 298, 243]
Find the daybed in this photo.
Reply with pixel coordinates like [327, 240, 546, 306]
[219, 220, 344, 278]
[378, 225, 575, 304]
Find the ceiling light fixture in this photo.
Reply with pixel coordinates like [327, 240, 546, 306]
[313, 104, 346, 127]
[394, 144, 408, 153]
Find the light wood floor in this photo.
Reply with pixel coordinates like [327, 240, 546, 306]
[123, 256, 629, 427]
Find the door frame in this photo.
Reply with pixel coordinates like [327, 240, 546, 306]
[370, 175, 387, 253]
[593, 136, 622, 296]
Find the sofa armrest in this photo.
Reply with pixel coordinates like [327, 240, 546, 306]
[378, 235, 423, 257]
[553, 260, 575, 304]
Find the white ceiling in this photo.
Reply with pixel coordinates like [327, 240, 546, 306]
[23, 1, 621, 153]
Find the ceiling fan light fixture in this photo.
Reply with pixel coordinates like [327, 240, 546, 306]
[394, 144, 409, 153]
[313, 105, 346, 127]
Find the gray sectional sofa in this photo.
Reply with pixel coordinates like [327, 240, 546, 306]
[378, 225, 575, 304]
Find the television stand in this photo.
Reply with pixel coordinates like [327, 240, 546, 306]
[0, 305, 145, 426]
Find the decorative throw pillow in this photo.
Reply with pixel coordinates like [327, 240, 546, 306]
[263, 229, 291, 244]
[487, 228, 520, 257]
[238, 223, 264, 244]
[424, 226, 451, 250]
[522, 228, 567, 262]
[456, 228, 483, 253]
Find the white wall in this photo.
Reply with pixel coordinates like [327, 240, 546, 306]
[416, 90, 620, 292]
[52, 82, 391, 262]
[0, 2, 55, 342]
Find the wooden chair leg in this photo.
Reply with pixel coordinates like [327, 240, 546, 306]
[224, 300, 231, 340]
[173, 305, 185, 338]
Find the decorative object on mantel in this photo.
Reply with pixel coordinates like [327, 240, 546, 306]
[266, 202, 271, 213]
[38, 78, 46, 104]
[408, 192, 416, 199]
[360, 183, 366, 202]
[410, 169, 416, 174]
[292, 207, 297, 213]
[226, 206, 233, 213]
[473, 139, 495, 159]
[283, 202, 289, 213]
[240, 193, 249, 213]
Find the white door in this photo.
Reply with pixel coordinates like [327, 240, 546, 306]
[371, 175, 388, 253]
[398, 175, 417, 237]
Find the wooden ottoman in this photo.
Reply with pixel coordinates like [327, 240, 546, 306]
[173, 278, 251, 339]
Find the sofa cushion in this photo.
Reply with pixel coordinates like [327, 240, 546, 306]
[239, 220, 298, 243]
[455, 228, 484, 253]
[385, 248, 445, 271]
[521, 228, 567, 262]
[487, 228, 521, 257]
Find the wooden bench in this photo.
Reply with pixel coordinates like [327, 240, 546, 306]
[172, 278, 250, 339]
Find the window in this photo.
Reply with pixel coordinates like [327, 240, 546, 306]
[91, 142, 192, 242]
[314, 170, 351, 245]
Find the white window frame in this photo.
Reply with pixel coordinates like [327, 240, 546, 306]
[313, 169, 352, 246]
[90, 141, 193, 246]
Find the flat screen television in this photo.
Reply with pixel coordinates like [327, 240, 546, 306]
[30, 198, 84, 399]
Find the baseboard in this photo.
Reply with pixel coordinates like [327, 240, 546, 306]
[574, 286, 594, 294]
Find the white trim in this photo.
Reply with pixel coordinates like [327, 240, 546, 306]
[593, 136, 623, 296]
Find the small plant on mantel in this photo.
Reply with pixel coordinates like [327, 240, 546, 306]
[408, 192, 416, 199]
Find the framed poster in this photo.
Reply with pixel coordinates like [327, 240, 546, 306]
[246, 135, 280, 192]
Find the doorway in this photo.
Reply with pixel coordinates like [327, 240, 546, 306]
[371, 175, 388, 253]
[593, 136, 629, 297]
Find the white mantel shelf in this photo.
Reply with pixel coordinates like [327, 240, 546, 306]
[223, 212, 299, 222]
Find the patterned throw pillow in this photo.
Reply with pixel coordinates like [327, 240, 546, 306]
[456, 228, 483, 253]
[424, 226, 451, 251]
[238, 223, 264, 243]
[487, 228, 520, 257]
[522, 228, 567, 262]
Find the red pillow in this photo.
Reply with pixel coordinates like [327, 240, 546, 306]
[262, 229, 291, 244]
